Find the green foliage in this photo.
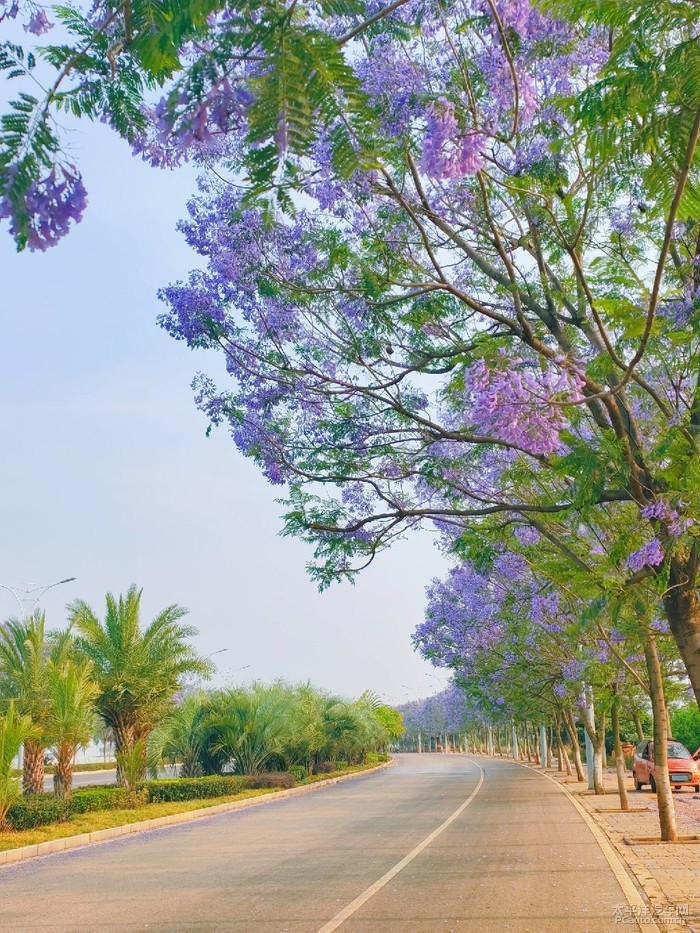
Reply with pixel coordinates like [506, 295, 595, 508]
[671, 705, 700, 754]
[70, 786, 132, 813]
[288, 764, 307, 783]
[147, 693, 211, 778]
[116, 737, 148, 798]
[364, 752, 388, 764]
[140, 771, 295, 802]
[6, 794, 71, 830]
[69, 585, 211, 766]
[0, 703, 36, 828]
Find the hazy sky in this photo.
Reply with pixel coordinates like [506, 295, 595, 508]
[0, 104, 450, 705]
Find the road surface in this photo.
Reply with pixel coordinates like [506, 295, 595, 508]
[3, 755, 634, 931]
[41, 767, 176, 792]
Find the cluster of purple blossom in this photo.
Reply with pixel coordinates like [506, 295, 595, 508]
[134, 80, 252, 168]
[627, 537, 665, 573]
[464, 357, 584, 456]
[641, 499, 693, 538]
[398, 685, 480, 736]
[0, 165, 87, 251]
[421, 100, 486, 179]
[1, 0, 53, 34]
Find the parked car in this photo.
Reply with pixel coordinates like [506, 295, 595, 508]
[632, 739, 700, 792]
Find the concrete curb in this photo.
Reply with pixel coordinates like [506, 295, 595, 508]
[0, 759, 397, 869]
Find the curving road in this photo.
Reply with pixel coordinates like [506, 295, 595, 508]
[3, 755, 633, 931]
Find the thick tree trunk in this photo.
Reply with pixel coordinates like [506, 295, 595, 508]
[592, 729, 606, 794]
[563, 708, 586, 781]
[580, 693, 606, 794]
[562, 742, 573, 777]
[611, 686, 629, 811]
[53, 743, 74, 799]
[523, 721, 531, 761]
[644, 631, 677, 842]
[554, 717, 564, 772]
[664, 553, 700, 710]
[112, 720, 135, 787]
[22, 740, 45, 796]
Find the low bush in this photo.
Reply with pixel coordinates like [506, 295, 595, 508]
[141, 772, 297, 803]
[288, 765, 307, 783]
[335, 761, 348, 772]
[365, 753, 389, 764]
[71, 786, 132, 813]
[244, 773, 295, 790]
[7, 795, 71, 830]
[141, 775, 249, 803]
[315, 761, 335, 774]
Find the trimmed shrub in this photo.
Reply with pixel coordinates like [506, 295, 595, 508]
[365, 753, 388, 764]
[140, 772, 296, 803]
[288, 765, 307, 783]
[7, 795, 71, 830]
[315, 761, 335, 774]
[141, 775, 248, 803]
[71, 786, 132, 813]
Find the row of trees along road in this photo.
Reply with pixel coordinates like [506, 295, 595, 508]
[0, 586, 210, 801]
[5, 0, 700, 840]
[0, 585, 404, 829]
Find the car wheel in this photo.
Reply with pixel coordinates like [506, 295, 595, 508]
[650, 774, 657, 793]
[695, 785, 699, 793]
[634, 772, 643, 792]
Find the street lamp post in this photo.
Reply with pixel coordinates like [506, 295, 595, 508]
[0, 577, 76, 619]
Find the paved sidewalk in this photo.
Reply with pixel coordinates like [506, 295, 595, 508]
[509, 756, 700, 931]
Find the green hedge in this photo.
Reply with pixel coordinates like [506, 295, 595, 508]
[140, 772, 296, 803]
[7, 796, 71, 830]
[71, 786, 132, 813]
[365, 753, 389, 764]
[288, 765, 307, 783]
[141, 775, 248, 803]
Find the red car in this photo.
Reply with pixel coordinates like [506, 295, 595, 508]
[632, 739, 700, 792]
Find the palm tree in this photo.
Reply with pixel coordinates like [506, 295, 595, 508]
[68, 585, 211, 783]
[205, 685, 291, 774]
[0, 703, 36, 829]
[148, 693, 210, 778]
[47, 656, 99, 798]
[0, 613, 63, 795]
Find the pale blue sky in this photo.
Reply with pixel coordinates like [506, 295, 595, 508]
[0, 99, 449, 704]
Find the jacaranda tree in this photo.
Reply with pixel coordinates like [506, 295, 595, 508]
[5, 3, 700, 706]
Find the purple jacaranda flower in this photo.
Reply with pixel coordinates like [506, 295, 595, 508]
[514, 524, 540, 546]
[1, 164, 87, 250]
[628, 538, 665, 573]
[422, 99, 486, 179]
[641, 499, 693, 537]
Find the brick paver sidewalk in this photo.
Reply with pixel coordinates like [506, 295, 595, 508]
[519, 758, 700, 930]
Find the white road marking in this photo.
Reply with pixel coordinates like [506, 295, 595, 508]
[316, 759, 485, 932]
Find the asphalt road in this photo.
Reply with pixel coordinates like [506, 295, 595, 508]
[3, 754, 632, 931]
[41, 768, 175, 792]
[42, 769, 117, 791]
